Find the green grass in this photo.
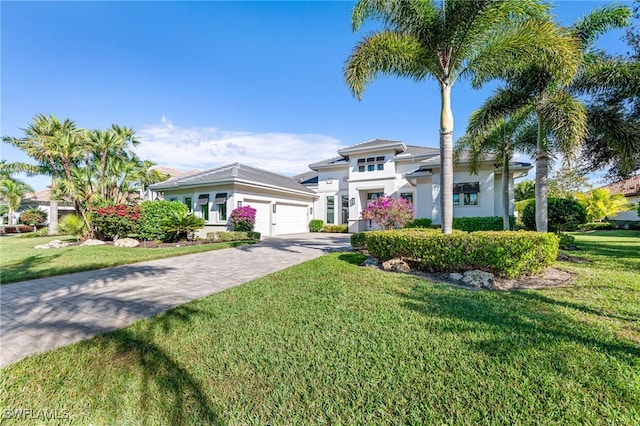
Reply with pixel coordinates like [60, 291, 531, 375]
[1, 231, 638, 424]
[0, 235, 253, 284]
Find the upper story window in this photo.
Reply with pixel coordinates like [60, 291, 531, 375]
[357, 156, 385, 172]
[453, 182, 479, 206]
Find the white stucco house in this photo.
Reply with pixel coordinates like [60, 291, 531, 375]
[601, 175, 640, 224]
[148, 139, 532, 237]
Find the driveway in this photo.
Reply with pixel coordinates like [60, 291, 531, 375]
[0, 233, 351, 368]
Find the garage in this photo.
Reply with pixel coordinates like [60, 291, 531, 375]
[244, 200, 272, 236]
[275, 203, 309, 235]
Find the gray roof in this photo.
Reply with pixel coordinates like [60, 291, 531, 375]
[292, 170, 319, 185]
[149, 163, 315, 194]
[308, 156, 349, 169]
[337, 138, 405, 155]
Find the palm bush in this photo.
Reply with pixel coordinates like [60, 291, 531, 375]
[160, 210, 205, 242]
[57, 214, 86, 240]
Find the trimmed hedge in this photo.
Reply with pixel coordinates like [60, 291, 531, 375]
[206, 231, 261, 242]
[309, 219, 324, 232]
[322, 225, 348, 233]
[365, 229, 559, 278]
[578, 222, 615, 231]
[522, 197, 587, 232]
[351, 232, 366, 249]
[453, 216, 515, 232]
[404, 218, 432, 228]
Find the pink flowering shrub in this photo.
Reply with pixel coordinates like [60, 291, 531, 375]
[230, 205, 257, 232]
[90, 203, 141, 240]
[361, 195, 413, 230]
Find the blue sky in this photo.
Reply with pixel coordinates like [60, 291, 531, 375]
[1, 0, 632, 190]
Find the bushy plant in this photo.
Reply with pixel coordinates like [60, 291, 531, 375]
[404, 218, 432, 228]
[351, 232, 366, 249]
[17, 225, 33, 233]
[57, 214, 86, 240]
[160, 210, 204, 242]
[206, 231, 261, 242]
[453, 216, 515, 232]
[18, 208, 47, 226]
[230, 205, 257, 232]
[322, 225, 348, 233]
[578, 222, 615, 231]
[575, 188, 629, 222]
[365, 229, 559, 278]
[361, 195, 413, 230]
[522, 197, 587, 232]
[90, 203, 141, 240]
[309, 219, 324, 232]
[556, 232, 576, 248]
[18, 227, 49, 238]
[139, 200, 189, 241]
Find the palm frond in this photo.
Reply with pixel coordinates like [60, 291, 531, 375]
[539, 89, 588, 162]
[572, 4, 631, 51]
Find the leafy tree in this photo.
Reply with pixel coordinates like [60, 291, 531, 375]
[575, 188, 630, 222]
[0, 177, 34, 225]
[465, 4, 630, 232]
[514, 180, 535, 202]
[343, 0, 578, 234]
[361, 195, 413, 230]
[547, 164, 591, 198]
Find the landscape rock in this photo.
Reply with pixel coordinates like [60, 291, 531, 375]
[34, 240, 72, 249]
[461, 270, 495, 289]
[81, 239, 106, 246]
[449, 272, 464, 281]
[381, 258, 411, 273]
[361, 257, 381, 268]
[114, 238, 139, 248]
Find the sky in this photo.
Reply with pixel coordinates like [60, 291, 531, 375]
[1, 0, 633, 191]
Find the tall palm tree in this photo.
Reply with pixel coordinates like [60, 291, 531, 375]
[0, 177, 34, 226]
[455, 110, 536, 230]
[344, 0, 580, 233]
[458, 4, 631, 231]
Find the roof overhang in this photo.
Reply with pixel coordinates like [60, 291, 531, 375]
[338, 141, 406, 156]
[152, 177, 317, 199]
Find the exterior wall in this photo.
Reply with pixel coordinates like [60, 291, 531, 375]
[610, 195, 640, 222]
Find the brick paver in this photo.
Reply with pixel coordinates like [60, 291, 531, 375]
[0, 233, 351, 367]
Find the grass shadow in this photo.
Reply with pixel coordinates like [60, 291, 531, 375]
[338, 252, 367, 265]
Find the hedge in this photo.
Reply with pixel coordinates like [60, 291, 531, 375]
[322, 225, 348, 233]
[351, 232, 366, 249]
[206, 231, 261, 242]
[365, 229, 559, 278]
[522, 197, 587, 232]
[404, 218, 432, 228]
[453, 216, 515, 231]
[309, 219, 324, 232]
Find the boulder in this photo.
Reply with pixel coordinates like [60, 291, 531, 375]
[34, 240, 72, 249]
[81, 239, 106, 246]
[449, 272, 464, 282]
[381, 258, 411, 273]
[361, 257, 381, 268]
[114, 238, 139, 248]
[461, 270, 495, 289]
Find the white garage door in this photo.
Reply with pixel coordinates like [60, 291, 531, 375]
[275, 203, 308, 235]
[245, 200, 271, 236]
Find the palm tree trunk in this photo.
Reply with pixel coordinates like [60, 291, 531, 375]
[502, 144, 511, 231]
[440, 81, 454, 234]
[535, 118, 548, 232]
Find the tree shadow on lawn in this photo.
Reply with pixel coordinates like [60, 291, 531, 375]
[1, 252, 64, 283]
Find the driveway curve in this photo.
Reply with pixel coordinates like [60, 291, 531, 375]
[0, 233, 351, 367]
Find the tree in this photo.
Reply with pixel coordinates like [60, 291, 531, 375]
[361, 195, 413, 230]
[575, 188, 630, 222]
[0, 177, 34, 225]
[462, 4, 630, 232]
[547, 164, 591, 198]
[344, 0, 579, 233]
[514, 180, 535, 202]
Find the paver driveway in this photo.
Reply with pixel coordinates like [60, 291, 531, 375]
[0, 233, 351, 367]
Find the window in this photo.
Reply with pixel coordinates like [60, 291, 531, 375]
[184, 197, 192, 211]
[214, 193, 228, 221]
[357, 156, 384, 172]
[400, 192, 414, 203]
[341, 195, 349, 224]
[196, 194, 209, 220]
[367, 192, 384, 201]
[453, 182, 479, 206]
[326, 196, 335, 224]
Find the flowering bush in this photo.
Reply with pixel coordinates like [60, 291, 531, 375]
[230, 205, 257, 232]
[361, 195, 413, 230]
[91, 203, 141, 240]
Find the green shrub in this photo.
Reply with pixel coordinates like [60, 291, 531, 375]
[351, 232, 366, 249]
[514, 199, 533, 220]
[18, 208, 47, 226]
[404, 218, 432, 228]
[322, 224, 348, 233]
[207, 231, 261, 242]
[578, 222, 615, 231]
[522, 197, 587, 232]
[18, 227, 49, 238]
[452, 216, 515, 232]
[160, 210, 204, 242]
[309, 219, 324, 232]
[139, 200, 189, 241]
[365, 229, 559, 278]
[557, 232, 576, 248]
[91, 203, 141, 240]
[57, 214, 86, 240]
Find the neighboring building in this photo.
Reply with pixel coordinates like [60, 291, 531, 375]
[149, 139, 532, 236]
[142, 166, 200, 201]
[20, 189, 75, 225]
[149, 163, 317, 237]
[307, 139, 532, 232]
[601, 175, 640, 224]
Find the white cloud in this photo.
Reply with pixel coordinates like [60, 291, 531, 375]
[135, 118, 345, 176]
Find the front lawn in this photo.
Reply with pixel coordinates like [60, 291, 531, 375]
[0, 235, 253, 284]
[0, 231, 638, 424]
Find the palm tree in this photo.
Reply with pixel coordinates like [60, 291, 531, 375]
[0, 177, 34, 226]
[344, 0, 580, 233]
[456, 110, 536, 230]
[457, 4, 631, 232]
